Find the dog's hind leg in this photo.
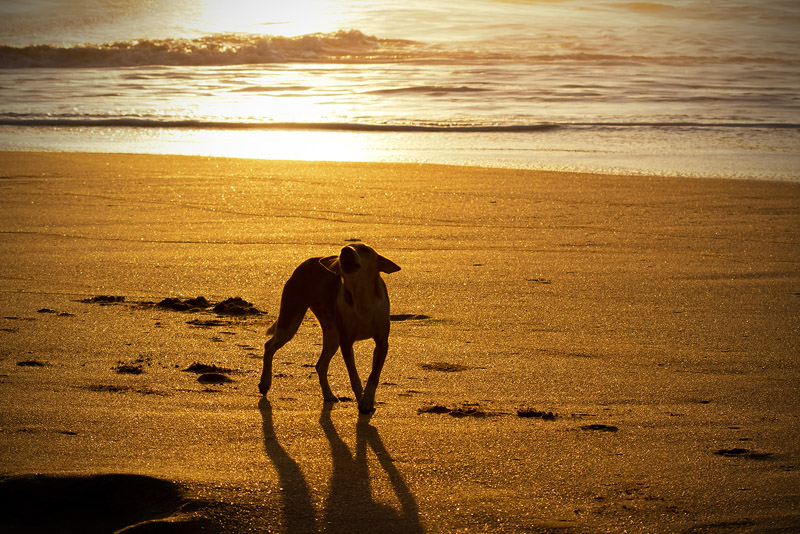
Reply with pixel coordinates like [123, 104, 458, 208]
[259, 312, 304, 396]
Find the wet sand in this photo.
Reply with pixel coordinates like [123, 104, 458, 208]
[1, 151, 799, 533]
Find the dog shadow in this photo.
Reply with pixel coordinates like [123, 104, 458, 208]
[259, 398, 318, 533]
[259, 399, 422, 533]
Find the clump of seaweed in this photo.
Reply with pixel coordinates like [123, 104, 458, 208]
[517, 408, 557, 421]
[197, 373, 233, 384]
[212, 297, 262, 316]
[17, 360, 46, 367]
[114, 364, 143, 375]
[157, 297, 210, 312]
[183, 362, 233, 374]
[114, 356, 152, 375]
[418, 402, 492, 418]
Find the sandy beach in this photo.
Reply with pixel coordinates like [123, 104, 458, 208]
[1, 151, 799, 533]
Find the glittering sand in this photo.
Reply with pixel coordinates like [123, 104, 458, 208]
[1, 152, 798, 533]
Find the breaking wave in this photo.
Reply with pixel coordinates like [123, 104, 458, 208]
[0, 30, 412, 68]
[1, 29, 795, 68]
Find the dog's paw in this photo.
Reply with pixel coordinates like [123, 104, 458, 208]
[258, 382, 269, 396]
[358, 400, 376, 414]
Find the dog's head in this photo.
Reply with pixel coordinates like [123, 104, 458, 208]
[320, 244, 400, 283]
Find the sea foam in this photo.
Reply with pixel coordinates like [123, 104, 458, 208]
[0, 30, 410, 68]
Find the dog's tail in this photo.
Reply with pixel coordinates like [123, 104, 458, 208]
[266, 320, 278, 336]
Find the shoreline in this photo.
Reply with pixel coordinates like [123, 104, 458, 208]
[1, 151, 799, 532]
[2, 147, 799, 184]
[10, 150, 800, 187]
[2, 122, 798, 182]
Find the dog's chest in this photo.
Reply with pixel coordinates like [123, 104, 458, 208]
[336, 281, 390, 340]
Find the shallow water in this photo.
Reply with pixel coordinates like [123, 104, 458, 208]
[1, 0, 798, 179]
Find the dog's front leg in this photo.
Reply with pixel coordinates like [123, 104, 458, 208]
[358, 338, 388, 414]
[340, 341, 364, 402]
[259, 339, 277, 395]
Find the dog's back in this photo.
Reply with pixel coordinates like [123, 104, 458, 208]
[269, 257, 340, 335]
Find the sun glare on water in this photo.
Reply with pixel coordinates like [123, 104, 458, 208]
[192, 0, 343, 37]
[187, 0, 368, 154]
[159, 129, 392, 163]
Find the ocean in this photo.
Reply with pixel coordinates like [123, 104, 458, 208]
[1, 0, 798, 180]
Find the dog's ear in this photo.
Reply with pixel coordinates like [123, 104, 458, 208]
[319, 256, 341, 275]
[377, 255, 401, 274]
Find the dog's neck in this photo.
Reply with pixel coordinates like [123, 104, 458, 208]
[340, 275, 385, 312]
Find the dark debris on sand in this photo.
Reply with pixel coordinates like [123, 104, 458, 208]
[418, 402, 494, 418]
[420, 361, 470, 373]
[80, 294, 265, 318]
[183, 363, 233, 374]
[714, 448, 773, 460]
[37, 308, 74, 316]
[418, 405, 452, 415]
[157, 296, 263, 316]
[580, 424, 619, 432]
[187, 318, 229, 328]
[85, 384, 132, 393]
[517, 408, 558, 421]
[390, 313, 432, 322]
[197, 373, 233, 384]
[183, 363, 236, 384]
[17, 360, 46, 367]
[81, 295, 125, 305]
[157, 296, 211, 312]
[212, 297, 262, 316]
[114, 364, 143, 375]
[81, 384, 168, 396]
[114, 356, 152, 375]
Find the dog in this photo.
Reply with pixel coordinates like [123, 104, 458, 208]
[259, 244, 401, 413]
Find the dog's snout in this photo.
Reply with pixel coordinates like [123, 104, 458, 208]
[339, 246, 361, 274]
